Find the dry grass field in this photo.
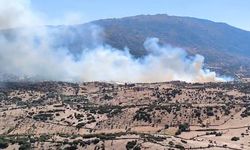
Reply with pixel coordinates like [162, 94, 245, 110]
[0, 81, 249, 149]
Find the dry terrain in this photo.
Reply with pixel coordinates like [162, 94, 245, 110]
[0, 81, 250, 150]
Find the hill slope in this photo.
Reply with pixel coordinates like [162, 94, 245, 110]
[1, 14, 250, 78]
[88, 14, 250, 76]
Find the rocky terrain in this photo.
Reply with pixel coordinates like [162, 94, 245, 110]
[0, 81, 250, 150]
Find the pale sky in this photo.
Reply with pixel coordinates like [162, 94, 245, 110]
[31, 0, 250, 31]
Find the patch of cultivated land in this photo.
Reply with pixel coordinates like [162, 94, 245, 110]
[0, 81, 250, 149]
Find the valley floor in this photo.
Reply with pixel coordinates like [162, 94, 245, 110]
[0, 81, 250, 149]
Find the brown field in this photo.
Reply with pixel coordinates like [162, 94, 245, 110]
[0, 81, 250, 149]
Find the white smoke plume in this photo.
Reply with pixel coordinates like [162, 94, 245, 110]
[0, 0, 231, 83]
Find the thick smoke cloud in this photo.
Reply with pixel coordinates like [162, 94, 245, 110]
[0, 0, 42, 29]
[0, 0, 231, 83]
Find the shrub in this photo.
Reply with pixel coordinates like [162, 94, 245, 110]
[19, 142, 31, 150]
[181, 140, 187, 144]
[215, 132, 222, 136]
[176, 123, 190, 135]
[178, 123, 190, 132]
[126, 140, 137, 150]
[168, 141, 174, 146]
[231, 136, 240, 141]
[164, 124, 169, 129]
[33, 113, 53, 121]
[207, 111, 214, 116]
[175, 130, 182, 135]
[0, 142, 8, 149]
[175, 144, 185, 150]
[92, 138, 100, 145]
[76, 122, 86, 129]
[133, 110, 152, 123]
[64, 145, 77, 150]
[38, 134, 50, 142]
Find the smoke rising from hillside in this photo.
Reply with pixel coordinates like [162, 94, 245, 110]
[0, 0, 231, 83]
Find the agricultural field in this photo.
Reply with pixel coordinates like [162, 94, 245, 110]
[0, 81, 249, 149]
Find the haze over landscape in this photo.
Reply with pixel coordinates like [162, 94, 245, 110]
[0, 0, 250, 150]
[1, 0, 245, 82]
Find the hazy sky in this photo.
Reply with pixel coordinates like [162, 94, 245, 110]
[31, 0, 250, 31]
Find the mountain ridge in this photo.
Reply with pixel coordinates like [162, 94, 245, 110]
[1, 14, 250, 77]
[89, 14, 250, 76]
